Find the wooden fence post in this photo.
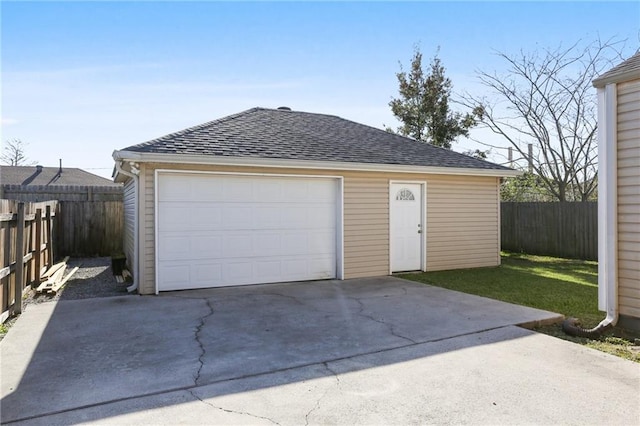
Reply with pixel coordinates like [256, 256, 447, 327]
[2, 217, 12, 321]
[33, 208, 42, 289]
[45, 205, 53, 267]
[14, 203, 25, 315]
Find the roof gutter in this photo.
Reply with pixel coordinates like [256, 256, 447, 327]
[593, 69, 640, 88]
[112, 150, 521, 178]
[114, 159, 140, 294]
[563, 83, 618, 337]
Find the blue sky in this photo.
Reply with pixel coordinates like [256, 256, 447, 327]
[2, 1, 638, 178]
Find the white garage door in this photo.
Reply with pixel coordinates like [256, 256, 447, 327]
[156, 173, 338, 291]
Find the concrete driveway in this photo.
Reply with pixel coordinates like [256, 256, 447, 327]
[1, 277, 639, 425]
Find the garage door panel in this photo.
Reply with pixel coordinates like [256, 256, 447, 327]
[158, 258, 336, 291]
[159, 175, 193, 201]
[254, 233, 282, 255]
[309, 205, 336, 227]
[254, 180, 282, 201]
[308, 180, 337, 201]
[222, 206, 253, 229]
[224, 262, 254, 283]
[193, 178, 223, 201]
[224, 178, 253, 200]
[309, 256, 335, 277]
[224, 235, 253, 257]
[309, 231, 335, 252]
[159, 229, 335, 261]
[158, 205, 189, 230]
[193, 206, 222, 229]
[191, 235, 222, 257]
[157, 173, 338, 291]
[159, 264, 191, 289]
[159, 203, 224, 231]
[256, 261, 283, 280]
[193, 263, 223, 284]
[254, 206, 282, 228]
[279, 206, 307, 227]
[283, 181, 308, 200]
[158, 235, 191, 260]
[281, 233, 308, 255]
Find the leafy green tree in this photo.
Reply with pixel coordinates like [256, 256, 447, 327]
[388, 48, 481, 149]
[500, 172, 554, 202]
[463, 148, 490, 160]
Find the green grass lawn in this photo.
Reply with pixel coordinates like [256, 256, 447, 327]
[399, 252, 639, 362]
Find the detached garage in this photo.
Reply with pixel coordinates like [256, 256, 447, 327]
[113, 107, 518, 295]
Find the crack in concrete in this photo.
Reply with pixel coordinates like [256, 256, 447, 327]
[187, 389, 281, 425]
[349, 296, 418, 344]
[6, 325, 514, 424]
[186, 298, 282, 424]
[193, 298, 215, 386]
[323, 362, 341, 388]
[262, 291, 339, 315]
[262, 291, 306, 306]
[304, 362, 341, 425]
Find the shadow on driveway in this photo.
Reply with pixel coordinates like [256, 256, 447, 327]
[0, 276, 585, 424]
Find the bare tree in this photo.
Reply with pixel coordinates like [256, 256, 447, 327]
[1, 139, 36, 166]
[464, 39, 625, 201]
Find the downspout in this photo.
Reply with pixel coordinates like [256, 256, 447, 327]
[114, 157, 140, 294]
[563, 83, 618, 338]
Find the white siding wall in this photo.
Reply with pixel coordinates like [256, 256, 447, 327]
[123, 178, 136, 274]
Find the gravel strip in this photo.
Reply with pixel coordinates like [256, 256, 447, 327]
[1, 257, 134, 340]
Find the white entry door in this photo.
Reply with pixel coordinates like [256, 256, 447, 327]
[156, 173, 338, 291]
[390, 183, 423, 272]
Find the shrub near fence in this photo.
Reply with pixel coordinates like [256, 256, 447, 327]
[501, 202, 598, 261]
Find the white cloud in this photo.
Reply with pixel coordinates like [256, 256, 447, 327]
[1, 117, 18, 126]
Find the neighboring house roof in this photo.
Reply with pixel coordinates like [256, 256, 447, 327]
[116, 107, 513, 173]
[593, 51, 640, 87]
[0, 165, 119, 186]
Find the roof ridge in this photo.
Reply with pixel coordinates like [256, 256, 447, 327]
[255, 106, 342, 120]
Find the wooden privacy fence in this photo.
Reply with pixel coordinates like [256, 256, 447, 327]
[54, 201, 123, 257]
[1, 184, 123, 202]
[501, 202, 598, 260]
[0, 200, 56, 322]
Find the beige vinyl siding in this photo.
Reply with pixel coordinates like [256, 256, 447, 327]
[140, 163, 155, 295]
[344, 177, 389, 278]
[426, 177, 500, 270]
[617, 80, 640, 318]
[123, 178, 136, 274]
[137, 163, 501, 294]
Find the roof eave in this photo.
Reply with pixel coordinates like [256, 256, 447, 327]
[593, 69, 640, 87]
[113, 150, 521, 178]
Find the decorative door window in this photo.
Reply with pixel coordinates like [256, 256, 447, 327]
[395, 188, 415, 201]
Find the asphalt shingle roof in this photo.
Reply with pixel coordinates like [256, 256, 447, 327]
[593, 51, 640, 87]
[120, 107, 512, 171]
[0, 166, 119, 186]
